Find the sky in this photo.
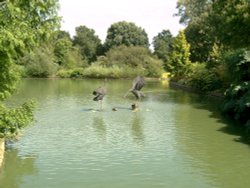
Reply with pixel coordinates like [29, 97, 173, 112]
[58, 0, 185, 44]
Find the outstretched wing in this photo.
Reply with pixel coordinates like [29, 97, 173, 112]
[132, 76, 145, 91]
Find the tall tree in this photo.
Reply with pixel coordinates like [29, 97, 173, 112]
[152, 30, 173, 70]
[73, 25, 102, 63]
[168, 30, 191, 78]
[54, 31, 74, 66]
[184, 22, 214, 62]
[176, 0, 215, 62]
[104, 21, 149, 52]
[209, 0, 250, 49]
[175, 0, 213, 25]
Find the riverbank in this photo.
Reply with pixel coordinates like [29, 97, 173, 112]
[0, 139, 4, 169]
[169, 81, 224, 98]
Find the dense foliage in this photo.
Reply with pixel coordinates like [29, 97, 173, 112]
[167, 30, 191, 78]
[57, 45, 164, 78]
[0, 0, 60, 138]
[0, 102, 35, 138]
[104, 21, 149, 52]
[222, 49, 250, 124]
[152, 30, 173, 70]
[73, 25, 103, 63]
[20, 46, 58, 77]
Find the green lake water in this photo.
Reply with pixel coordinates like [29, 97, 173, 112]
[0, 78, 250, 188]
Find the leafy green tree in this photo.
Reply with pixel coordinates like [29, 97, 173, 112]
[52, 30, 87, 69]
[152, 30, 173, 70]
[168, 30, 191, 78]
[0, 0, 60, 138]
[54, 30, 71, 41]
[176, 0, 212, 25]
[184, 23, 214, 63]
[177, 0, 250, 50]
[73, 25, 102, 63]
[54, 37, 73, 66]
[0, 0, 60, 98]
[209, 0, 250, 49]
[104, 21, 149, 51]
[0, 102, 35, 138]
[176, 0, 215, 62]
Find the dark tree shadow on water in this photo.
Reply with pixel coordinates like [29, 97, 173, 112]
[170, 87, 250, 146]
[215, 115, 250, 146]
[197, 97, 250, 146]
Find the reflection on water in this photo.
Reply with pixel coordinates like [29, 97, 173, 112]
[0, 148, 37, 188]
[92, 116, 106, 141]
[1, 79, 250, 188]
[130, 113, 144, 146]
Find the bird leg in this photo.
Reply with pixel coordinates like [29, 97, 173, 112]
[124, 89, 132, 98]
[99, 100, 103, 111]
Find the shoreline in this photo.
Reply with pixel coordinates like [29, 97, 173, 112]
[169, 81, 224, 98]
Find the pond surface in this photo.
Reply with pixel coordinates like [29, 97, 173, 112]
[0, 78, 250, 188]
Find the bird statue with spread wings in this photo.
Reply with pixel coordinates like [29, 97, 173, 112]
[124, 76, 146, 111]
[124, 76, 145, 100]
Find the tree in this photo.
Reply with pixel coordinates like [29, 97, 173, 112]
[104, 21, 149, 52]
[152, 30, 173, 70]
[73, 25, 102, 63]
[176, 0, 250, 50]
[176, 0, 215, 63]
[209, 0, 250, 49]
[184, 23, 214, 62]
[54, 30, 71, 41]
[52, 30, 87, 69]
[168, 30, 191, 78]
[0, 0, 60, 138]
[175, 0, 213, 25]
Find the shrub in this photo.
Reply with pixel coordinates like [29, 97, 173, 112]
[188, 63, 221, 92]
[81, 64, 144, 79]
[223, 82, 250, 124]
[223, 49, 250, 83]
[21, 47, 58, 77]
[56, 68, 85, 78]
[63, 49, 87, 69]
[0, 101, 35, 139]
[222, 49, 250, 127]
[104, 45, 164, 77]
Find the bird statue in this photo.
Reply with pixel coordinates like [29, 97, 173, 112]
[124, 76, 145, 111]
[93, 87, 106, 111]
[124, 76, 145, 100]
